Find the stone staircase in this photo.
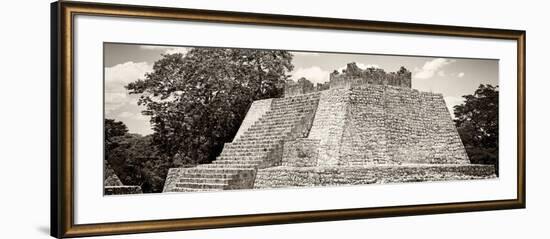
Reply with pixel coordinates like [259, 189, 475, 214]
[164, 92, 320, 192]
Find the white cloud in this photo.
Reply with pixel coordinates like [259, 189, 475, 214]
[140, 45, 189, 55]
[118, 111, 134, 118]
[437, 70, 446, 77]
[104, 61, 153, 115]
[413, 58, 454, 79]
[444, 96, 465, 118]
[105, 61, 155, 135]
[458, 72, 465, 78]
[164, 47, 189, 55]
[291, 66, 330, 84]
[139, 45, 165, 50]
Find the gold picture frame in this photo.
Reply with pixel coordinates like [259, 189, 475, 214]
[51, 1, 525, 237]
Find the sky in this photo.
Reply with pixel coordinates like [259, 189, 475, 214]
[104, 43, 498, 135]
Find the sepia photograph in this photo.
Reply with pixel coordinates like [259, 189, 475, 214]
[47, 2, 527, 237]
[103, 43, 499, 195]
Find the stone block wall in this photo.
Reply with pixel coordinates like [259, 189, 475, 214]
[304, 85, 469, 166]
[339, 85, 390, 166]
[382, 87, 469, 164]
[253, 164, 496, 189]
[282, 139, 321, 167]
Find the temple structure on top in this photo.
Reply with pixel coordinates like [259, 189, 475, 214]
[284, 62, 412, 97]
[163, 62, 496, 193]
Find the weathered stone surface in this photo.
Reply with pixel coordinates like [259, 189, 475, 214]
[254, 164, 496, 189]
[282, 139, 320, 167]
[307, 89, 349, 166]
[338, 86, 469, 166]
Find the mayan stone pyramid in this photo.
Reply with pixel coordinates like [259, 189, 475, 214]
[163, 63, 496, 192]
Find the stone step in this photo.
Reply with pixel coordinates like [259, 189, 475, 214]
[170, 187, 223, 192]
[219, 151, 271, 157]
[244, 127, 292, 132]
[271, 101, 316, 106]
[222, 145, 276, 151]
[175, 182, 227, 189]
[248, 123, 297, 129]
[250, 121, 296, 127]
[255, 118, 304, 125]
[224, 143, 276, 149]
[249, 121, 298, 127]
[240, 131, 288, 136]
[216, 156, 268, 161]
[255, 117, 304, 123]
[272, 97, 319, 104]
[272, 98, 318, 103]
[269, 105, 317, 111]
[243, 133, 288, 138]
[238, 135, 286, 141]
[220, 148, 275, 154]
[220, 150, 273, 156]
[245, 126, 290, 132]
[259, 113, 306, 118]
[178, 172, 237, 178]
[179, 168, 253, 174]
[262, 111, 308, 117]
[229, 140, 283, 146]
[178, 177, 232, 184]
[213, 159, 264, 165]
[265, 108, 311, 113]
[200, 164, 258, 169]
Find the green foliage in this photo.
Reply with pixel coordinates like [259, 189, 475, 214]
[453, 84, 499, 173]
[104, 119, 169, 193]
[126, 48, 293, 164]
[104, 118, 128, 154]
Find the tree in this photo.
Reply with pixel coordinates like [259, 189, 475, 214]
[105, 119, 128, 153]
[126, 48, 294, 164]
[453, 84, 499, 173]
[104, 119, 168, 193]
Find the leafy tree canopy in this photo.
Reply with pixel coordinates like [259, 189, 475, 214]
[453, 84, 499, 171]
[104, 119, 169, 193]
[126, 48, 294, 164]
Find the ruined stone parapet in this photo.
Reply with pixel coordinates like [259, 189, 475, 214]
[329, 63, 411, 89]
[284, 77, 316, 97]
[285, 63, 411, 97]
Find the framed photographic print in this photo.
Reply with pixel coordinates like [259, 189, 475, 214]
[51, 1, 526, 238]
